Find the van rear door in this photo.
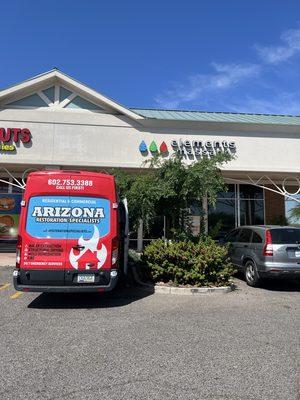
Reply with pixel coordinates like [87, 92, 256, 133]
[64, 174, 116, 286]
[21, 174, 71, 285]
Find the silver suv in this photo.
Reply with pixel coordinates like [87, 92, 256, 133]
[224, 225, 300, 287]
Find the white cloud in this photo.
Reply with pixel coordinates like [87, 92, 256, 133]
[155, 63, 260, 109]
[255, 28, 300, 64]
[154, 27, 300, 111]
[227, 93, 300, 115]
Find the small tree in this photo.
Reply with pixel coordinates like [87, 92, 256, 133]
[288, 204, 300, 225]
[114, 151, 233, 238]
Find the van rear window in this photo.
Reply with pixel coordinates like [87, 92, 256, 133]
[270, 228, 300, 244]
[26, 196, 110, 239]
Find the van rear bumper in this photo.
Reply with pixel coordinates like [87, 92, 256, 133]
[13, 269, 118, 293]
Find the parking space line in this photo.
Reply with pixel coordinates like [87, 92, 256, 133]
[10, 292, 23, 299]
[0, 283, 10, 291]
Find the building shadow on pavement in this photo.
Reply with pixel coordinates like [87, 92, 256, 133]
[27, 285, 154, 309]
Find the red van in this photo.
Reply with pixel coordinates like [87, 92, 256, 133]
[13, 170, 125, 292]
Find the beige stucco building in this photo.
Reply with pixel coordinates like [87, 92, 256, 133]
[0, 69, 299, 247]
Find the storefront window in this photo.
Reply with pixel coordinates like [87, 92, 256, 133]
[208, 184, 265, 238]
[239, 186, 264, 225]
[208, 196, 237, 238]
[128, 231, 138, 250]
[213, 184, 236, 199]
[128, 216, 165, 250]
[285, 194, 300, 226]
[143, 215, 164, 248]
[240, 199, 264, 225]
[0, 177, 24, 193]
[0, 180, 9, 193]
[12, 182, 24, 193]
[239, 185, 264, 199]
[138, 184, 265, 245]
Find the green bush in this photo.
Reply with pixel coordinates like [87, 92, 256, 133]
[141, 237, 235, 287]
[128, 249, 141, 264]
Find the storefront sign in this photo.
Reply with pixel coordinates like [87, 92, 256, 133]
[171, 139, 236, 157]
[0, 128, 31, 152]
[139, 138, 236, 158]
[1, 144, 15, 151]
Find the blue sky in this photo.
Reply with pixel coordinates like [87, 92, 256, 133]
[1, 0, 300, 114]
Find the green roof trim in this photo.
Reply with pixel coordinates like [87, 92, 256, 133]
[130, 108, 300, 126]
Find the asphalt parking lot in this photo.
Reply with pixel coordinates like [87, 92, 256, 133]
[0, 264, 299, 400]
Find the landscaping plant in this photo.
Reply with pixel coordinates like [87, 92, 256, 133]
[141, 237, 235, 287]
[113, 151, 233, 236]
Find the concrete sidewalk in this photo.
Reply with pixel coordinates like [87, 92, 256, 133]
[0, 253, 15, 266]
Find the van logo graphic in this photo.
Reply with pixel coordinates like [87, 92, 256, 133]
[69, 225, 107, 270]
[31, 206, 105, 223]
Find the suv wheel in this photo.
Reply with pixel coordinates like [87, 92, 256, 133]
[245, 260, 261, 287]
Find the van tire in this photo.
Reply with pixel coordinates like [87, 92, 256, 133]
[244, 260, 261, 287]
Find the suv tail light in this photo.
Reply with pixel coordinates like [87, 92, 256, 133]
[111, 237, 119, 267]
[263, 229, 273, 256]
[16, 235, 22, 269]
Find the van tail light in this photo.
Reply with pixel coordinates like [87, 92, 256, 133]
[263, 229, 273, 256]
[16, 235, 22, 269]
[111, 237, 119, 267]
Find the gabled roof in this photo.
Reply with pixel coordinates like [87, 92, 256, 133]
[131, 108, 300, 126]
[0, 69, 144, 120]
[2, 69, 300, 126]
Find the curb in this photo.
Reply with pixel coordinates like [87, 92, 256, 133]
[131, 266, 235, 295]
[141, 283, 235, 295]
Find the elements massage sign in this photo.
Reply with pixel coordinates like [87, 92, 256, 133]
[0, 127, 31, 151]
[139, 138, 236, 158]
[171, 139, 236, 157]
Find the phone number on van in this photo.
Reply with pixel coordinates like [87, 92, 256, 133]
[48, 179, 93, 187]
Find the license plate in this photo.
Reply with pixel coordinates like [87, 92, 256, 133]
[295, 251, 300, 258]
[77, 274, 95, 283]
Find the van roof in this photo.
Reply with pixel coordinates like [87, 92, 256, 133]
[28, 170, 114, 180]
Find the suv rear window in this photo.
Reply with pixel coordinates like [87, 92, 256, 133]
[252, 231, 263, 243]
[238, 229, 252, 243]
[225, 229, 240, 242]
[270, 228, 300, 244]
[26, 195, 110, 239]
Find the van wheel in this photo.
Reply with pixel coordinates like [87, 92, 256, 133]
[245, 260, 261, 287]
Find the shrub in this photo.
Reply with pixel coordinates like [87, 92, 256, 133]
[128, 249, 141, 264]
[141, 237, 235, 287]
